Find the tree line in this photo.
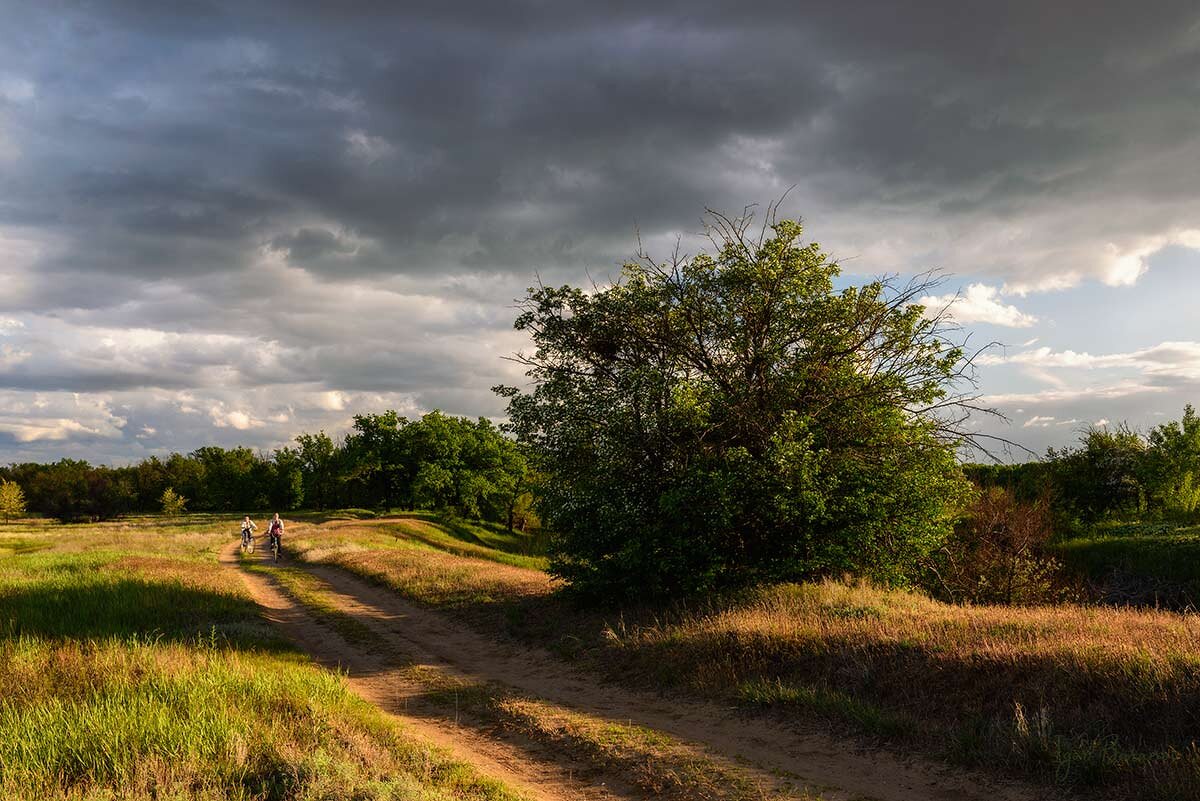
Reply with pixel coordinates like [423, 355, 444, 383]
[967, 404, 1200, 527]
[0, 411, 532, 527]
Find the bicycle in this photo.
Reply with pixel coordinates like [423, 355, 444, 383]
[270, 533, 281, 563]
[240, 529, 255, 553]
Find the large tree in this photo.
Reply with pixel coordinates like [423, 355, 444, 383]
[499, 209, 980, 599]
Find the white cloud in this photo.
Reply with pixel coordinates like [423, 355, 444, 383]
[919, 283, 1037, 328]
[344, 129, 395, 163]
[0, 76, 34, 103]
[980, 341, 1200, 381]
[210, 406, 261, 430]
[986, 381, 1166, 406]
[0, 419, 95, 442]
[316, 390, 347, 411]
[0, 391, 126, 444]
[1100, 229, 1200, 288]
[0, 344, 29, 367]
[1023, 366, 1068, 389]
[1023, 415, 1056, 428]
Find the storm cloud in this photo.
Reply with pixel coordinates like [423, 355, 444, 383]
[1, 0, 1199, 461]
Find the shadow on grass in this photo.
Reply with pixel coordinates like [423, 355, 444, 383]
[0, 537, 55, 555]
[286, 509, 381, 525]
[380, 511, 549, 558]
[0, 576, 289, 649]
[312, 550, 1200, 795]
[1055, 531, 1200, 608]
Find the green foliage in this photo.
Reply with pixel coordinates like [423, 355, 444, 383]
[967, 406, 1200, 531]
[0, 479, 25, 522]
[499, 211, 974, 599]
[1161, 470, 1200, 517]
[1145, 404, 1200, 519]
[0, 410, 526, 523]
[294, 431, 339, 511]
[341, 410, 529, 520]
[1046, 425, 1148, 521]
[159, 487, 187, 517]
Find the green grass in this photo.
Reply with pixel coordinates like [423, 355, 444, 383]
[0, 517, 524, 801]
[285, 513, 549, 573]
[399, 513, 548, 558]
[0, 537, 53, 556]
[738, 677, 916, 740]
[1054, 520, 1200, 604]
[371, 512, 549, 570]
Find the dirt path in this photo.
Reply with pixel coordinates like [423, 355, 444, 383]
[223, 541, 1036, 801]
[220, 541, 631, 801]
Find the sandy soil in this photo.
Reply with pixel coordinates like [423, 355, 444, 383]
[221, 540, 1038, 801]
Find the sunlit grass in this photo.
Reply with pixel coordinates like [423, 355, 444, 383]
[0, 516, 523, 801]
[287, 517, 555, 607]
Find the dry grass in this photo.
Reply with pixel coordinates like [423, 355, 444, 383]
[415, 670, 818, 801]
[287, 516, 1200, 800]
[288, 519, 554, 608]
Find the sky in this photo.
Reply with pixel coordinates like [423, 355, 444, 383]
[1, 1, 1199, 464]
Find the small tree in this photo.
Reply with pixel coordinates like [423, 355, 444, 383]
[925, 488, 1068, 605]
[0, 480, 26, 523]
[160, 487, 187, 517]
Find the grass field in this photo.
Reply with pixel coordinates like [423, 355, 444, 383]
[285, 514, 1200, 801]
[1054, 520, 1200, 606]
[0, 516, 522, 801]
[10, 510, 1200, 799]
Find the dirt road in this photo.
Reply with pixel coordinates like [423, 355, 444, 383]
[222, 541, 1035, 801]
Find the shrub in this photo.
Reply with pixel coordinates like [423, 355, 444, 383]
[0, 480, 25, 523]
[159, 487, 187, 517]
[925, 487, 1070, 605]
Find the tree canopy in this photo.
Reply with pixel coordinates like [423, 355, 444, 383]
[969, 404, 1200, 525]
[499, 210, 977, 600]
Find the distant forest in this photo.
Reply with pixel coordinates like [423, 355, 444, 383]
[0, 411, 533, 528]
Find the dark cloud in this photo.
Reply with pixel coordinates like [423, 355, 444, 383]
[1, 1, 1199, 459]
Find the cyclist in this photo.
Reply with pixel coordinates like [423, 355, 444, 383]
[267, 513, 284, 556]
[240, 516, 257, 550]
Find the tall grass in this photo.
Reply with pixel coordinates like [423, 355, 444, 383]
[0, 516, 522, 801]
